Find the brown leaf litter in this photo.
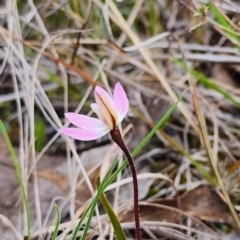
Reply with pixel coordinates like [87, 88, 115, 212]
[119, 185, 240, 238]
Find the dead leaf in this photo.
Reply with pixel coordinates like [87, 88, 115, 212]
[0, 134, 107, 238]
[181, 185, 236, 226]
[119, 185, 239, 230]
[211, 63, 238, 87]
[37, 169, 70, 195]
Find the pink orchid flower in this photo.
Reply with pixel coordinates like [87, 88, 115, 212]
[59, 82, 129, 141]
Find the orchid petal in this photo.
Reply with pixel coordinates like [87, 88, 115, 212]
[91, 103, 104, 121]
[113, 82, 129, 123]
[59, 126, 110, 141]
[65, 113, 106, 129]
[94, 86, 117, 128]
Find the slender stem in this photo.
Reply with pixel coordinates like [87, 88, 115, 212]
[110, 129, 141, 240]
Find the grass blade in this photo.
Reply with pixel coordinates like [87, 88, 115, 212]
[174, 59, 240, 107]
[51, 204, 61, 240]
[96, 176, 126, 240]
[0, 120, 31, 240]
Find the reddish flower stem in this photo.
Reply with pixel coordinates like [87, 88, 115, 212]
[110, 129, 141, 240]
